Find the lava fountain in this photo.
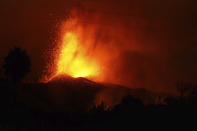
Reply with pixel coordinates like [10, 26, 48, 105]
[56, 32, 100, 78]
[47, 11, 102, 82]
[45, 8, 126, 85]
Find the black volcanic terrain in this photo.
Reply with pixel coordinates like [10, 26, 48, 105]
[13, 75, 155, 112]
[0, 75, 195, 130]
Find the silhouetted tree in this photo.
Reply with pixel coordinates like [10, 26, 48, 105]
[164, 96, 178, 105]
[90, 102, 106, 113]
[176, 82, 191, 103]
[113, 95, 144, 113]
[121, 95, 143, 106]
[3, 47, 31, 83]
[183, 84, 197, 104]
[0, 68, 2, 81]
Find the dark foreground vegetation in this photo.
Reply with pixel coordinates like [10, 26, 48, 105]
[0, 81, 197, 130]
[0, 47, 196, 130]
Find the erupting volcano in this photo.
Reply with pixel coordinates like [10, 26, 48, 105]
[56, 32, 100, 78]
[48, 11, 104, 82]
[46, 8, 136, 86]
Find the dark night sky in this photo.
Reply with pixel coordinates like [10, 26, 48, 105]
[0, 0, 197, 92]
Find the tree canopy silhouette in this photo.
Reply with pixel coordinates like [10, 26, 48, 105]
[3, 47, 31, 83]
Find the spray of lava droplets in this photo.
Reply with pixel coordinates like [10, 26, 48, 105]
[45, 8, 123, 84]
[56, 32, 100, 78]
[48, 12, 102, 81]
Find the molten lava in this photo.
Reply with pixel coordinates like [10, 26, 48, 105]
[55, 31, 100, 79]
[46, 8, 122, 84]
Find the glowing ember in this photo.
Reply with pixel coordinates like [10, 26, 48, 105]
[56, 31, 100, 78]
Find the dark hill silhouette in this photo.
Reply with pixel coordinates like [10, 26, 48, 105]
[0, 74, 196, 130]
[47, 75, 157, 107]
[45, 75, 103, 112]
[49, 74, 104, 89]
[0, 74, 159, 114]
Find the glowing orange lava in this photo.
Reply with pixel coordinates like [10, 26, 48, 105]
[45, 9, 106, 83]
[56, 31, 100, 78]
